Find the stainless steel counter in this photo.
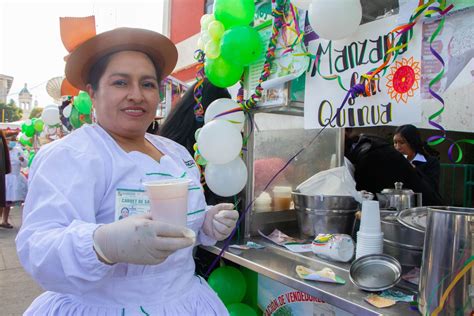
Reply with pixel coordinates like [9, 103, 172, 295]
[201, 237, 419, 316]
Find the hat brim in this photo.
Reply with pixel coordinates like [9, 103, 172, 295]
[65, 27, 178, 91]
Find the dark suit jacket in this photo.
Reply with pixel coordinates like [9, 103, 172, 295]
[346, 135, 443, 206]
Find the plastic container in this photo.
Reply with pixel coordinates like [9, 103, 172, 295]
[254, 192, 272, 213]
[311, 234, 354, 262]
[272, 186, 292, 211]
[143, 178, 191, 227]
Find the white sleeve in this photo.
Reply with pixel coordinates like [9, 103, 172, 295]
[15, 144, 114, 295]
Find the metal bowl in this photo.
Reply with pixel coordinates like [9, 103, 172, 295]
[349, 254, 402, 291]
[292, 193, 358, 238]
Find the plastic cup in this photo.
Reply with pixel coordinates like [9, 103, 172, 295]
[143, 178, 191, 227]
[311, 234, 355, 262]
[272, 186, 292, 211]
[359, 200, 381, 234]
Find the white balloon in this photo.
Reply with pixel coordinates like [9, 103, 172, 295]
[204, 98, 245, 131]
[63, 104, 73, 118]
[291, 0, 311, 9]
[205, 157, 248, 197]
[308, 0, 362, 40]
[197, 120, 242, 165]
[41, 107, 61, 126]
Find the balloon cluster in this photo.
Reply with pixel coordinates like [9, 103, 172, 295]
[59, 91, 93, 130]
[198, 0, 264, 88]
[18, 118, 45, 147]
[292, 0, 362, 41]
[194, 98, 247, 197]
[208, 266, 257, 316]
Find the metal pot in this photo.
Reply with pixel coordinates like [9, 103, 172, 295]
[417, 206, 474, 316]
[376, 182, 422, 211]
[292, 193, 358, 239]
[380, 210, 425, 270]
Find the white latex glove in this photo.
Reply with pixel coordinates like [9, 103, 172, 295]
[202, 203, 239, 241]
[93, 213, 195, 265]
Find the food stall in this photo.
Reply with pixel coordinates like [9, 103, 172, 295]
[196, 0, 474, 315]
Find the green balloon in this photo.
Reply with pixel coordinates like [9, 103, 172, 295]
[221, 26, 264, 66]
[19, 135, 32, 147]
[208, 266, 246, 305]
[226, 303, 257, 316]
[74, 91, 92, 115]
[204, 56, 244, 88]
[69, 107, 82, 129]
[24, 124, 35, 138]
[214, 0, 255, 29]
[33, 119, 44, 132]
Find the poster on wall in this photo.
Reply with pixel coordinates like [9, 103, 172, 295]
[258, 274, 353, 316]
[304, 15, 422, 129]
[418, 7, 474, 133]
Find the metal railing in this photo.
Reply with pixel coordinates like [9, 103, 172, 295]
[440, 163, 474, 207]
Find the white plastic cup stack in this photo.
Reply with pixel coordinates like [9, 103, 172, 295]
[356, 200, 384, 259]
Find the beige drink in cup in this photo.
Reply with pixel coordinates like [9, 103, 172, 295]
[143, 178, 191, 227]
[272, 186, 292, 211]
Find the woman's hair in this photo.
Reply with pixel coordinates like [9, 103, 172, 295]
[394, 124, 439, 157]
[159, 79, 231, 155]
[87, 51, 163, 91]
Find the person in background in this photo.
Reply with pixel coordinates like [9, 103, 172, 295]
[159, 78, 231, 157]
[3, 138, 28, 228]
[159, 78, 233, 206]
[345, 131, 443, 206]
[0, 130, 12, 228]
[393, 124, 440, 192]
[16, 27, 238, 315]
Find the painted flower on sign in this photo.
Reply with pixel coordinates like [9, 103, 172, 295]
[386, 56, 421, 103]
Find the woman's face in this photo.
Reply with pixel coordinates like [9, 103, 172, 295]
[393, 133, 414, 157]
[87, 51, 160, 139]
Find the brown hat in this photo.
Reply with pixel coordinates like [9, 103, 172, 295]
[65, 27, 178, 91]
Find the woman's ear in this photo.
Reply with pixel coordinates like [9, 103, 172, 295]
[86, 84, 95, 101]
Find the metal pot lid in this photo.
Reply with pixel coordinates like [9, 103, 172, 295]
[349, 254, 402, 292]
[380, 182, 414, 195]
[397, 207, 427, 233]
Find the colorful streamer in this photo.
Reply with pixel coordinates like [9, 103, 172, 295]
[193, 49, 206, 122]
[425, 3, 474, 163]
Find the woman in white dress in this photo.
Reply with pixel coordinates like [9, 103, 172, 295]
[16, 27, 238, 315]
[2, 140, 27, 228]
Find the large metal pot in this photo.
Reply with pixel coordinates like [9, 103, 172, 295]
[380, 210, 424, 270]
[292, 193, 358, 239]
[376, 182, 422, 211]
[416, 206, 474, 316]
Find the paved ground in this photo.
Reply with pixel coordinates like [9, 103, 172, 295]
[0, 206, 43, 315]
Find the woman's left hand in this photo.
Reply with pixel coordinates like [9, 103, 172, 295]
[203, 203, 239, 241]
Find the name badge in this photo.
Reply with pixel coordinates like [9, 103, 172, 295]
[115, 188, 150, 221]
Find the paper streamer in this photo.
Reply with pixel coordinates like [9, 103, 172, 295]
[193, 49, 205, 122]
[425, 3, 474, 163]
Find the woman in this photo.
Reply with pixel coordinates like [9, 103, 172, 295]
[0, 130, 11, 228]
[3, 139, 28, 228]
[393, 124, 441, 192]
[16, 27, 238, 315]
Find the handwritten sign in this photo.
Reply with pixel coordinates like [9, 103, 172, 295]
[304, 15, 422, 129]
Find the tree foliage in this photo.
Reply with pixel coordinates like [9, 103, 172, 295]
[0, 99, 23, 122]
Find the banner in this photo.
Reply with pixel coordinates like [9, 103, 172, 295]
[304, 15, 422, 129]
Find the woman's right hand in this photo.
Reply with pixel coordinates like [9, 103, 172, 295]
[93, 213, 195, 265]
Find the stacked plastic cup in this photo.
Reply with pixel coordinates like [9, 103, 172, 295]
[355, 200, 384, 259]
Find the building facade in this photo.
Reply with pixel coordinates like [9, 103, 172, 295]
[0, 74, 14, 104]
[168, 0, 213, 83]
[18, 83, 32, 119]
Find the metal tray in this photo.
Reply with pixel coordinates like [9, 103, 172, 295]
[349, 254, 402, 291]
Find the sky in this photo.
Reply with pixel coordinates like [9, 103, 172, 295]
[0, 0, 166, 107]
